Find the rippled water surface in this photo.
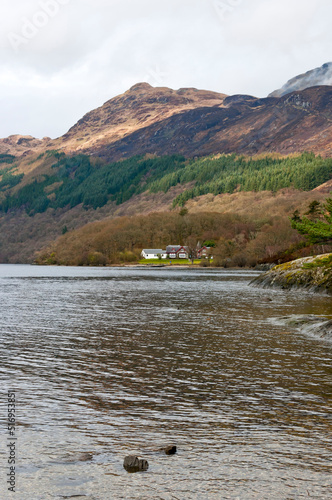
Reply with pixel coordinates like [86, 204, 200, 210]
[0, 265, 331, 500]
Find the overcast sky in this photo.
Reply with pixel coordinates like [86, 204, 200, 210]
[0, 0, 331, 139]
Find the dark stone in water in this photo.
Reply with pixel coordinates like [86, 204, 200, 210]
[123, 455, 149, 473]
[147, 444, 178, 454]
[164, 445, 177, 455]
[78, 452, 93, 462]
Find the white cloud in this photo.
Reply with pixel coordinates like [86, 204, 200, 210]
[0, 0, 331, 138]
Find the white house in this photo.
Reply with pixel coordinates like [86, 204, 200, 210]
[141, 249, 167, 259]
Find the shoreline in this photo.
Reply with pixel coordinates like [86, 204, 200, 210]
[106, 263, 264, 271]
[19, 262, 264, 271]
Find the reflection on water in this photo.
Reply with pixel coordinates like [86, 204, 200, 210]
[0, 265, 331, 500]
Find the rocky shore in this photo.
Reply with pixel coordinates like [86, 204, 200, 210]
[251, 253, 332, 295]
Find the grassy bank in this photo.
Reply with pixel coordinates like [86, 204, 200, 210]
[138, 259, 202, 265]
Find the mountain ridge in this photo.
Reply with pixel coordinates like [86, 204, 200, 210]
[1, 85, 331, 161]
[90, 86, 332, 160]
[1, 63, 332, 160]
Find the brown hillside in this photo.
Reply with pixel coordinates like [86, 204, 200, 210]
[0, 183, 330, 264]
[0, 84, 227, 158]
[1, 84, 331, 161]
[52, 83, 227, 154]
[92, 86, 332, 161]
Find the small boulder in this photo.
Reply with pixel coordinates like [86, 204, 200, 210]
[78, 452, 93, 462]
[123, 455, 149, 473]
[164, 445, 177, 455]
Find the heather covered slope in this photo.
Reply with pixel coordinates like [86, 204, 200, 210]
[0, 84, 227, 158]
[57, 83, 227, 154]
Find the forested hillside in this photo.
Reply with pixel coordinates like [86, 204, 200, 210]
[1, 152, 331, 215]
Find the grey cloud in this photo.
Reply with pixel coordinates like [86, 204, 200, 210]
[269, 62, 332, 97]
[0, 0, 331, 138]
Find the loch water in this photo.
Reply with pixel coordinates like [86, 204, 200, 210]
[0, 265, 331, 500]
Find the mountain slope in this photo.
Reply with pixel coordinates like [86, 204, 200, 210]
[52, 83, 227, 154]
[0, 84, 226, 158]
[90, 86, 332, 160]
[1, 78, 331, 162]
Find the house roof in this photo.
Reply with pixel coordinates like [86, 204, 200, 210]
[166, 245, 188, 252]
[142, 249, 165, 253]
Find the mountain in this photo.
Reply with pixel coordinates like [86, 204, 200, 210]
[0, 65, 331, 264]
[91, 86, 332, 160]
[1, 78, 331, 162]
[0, 84, 226, 158]
[47, 82, 332, 159]
[269, 62, 332, 97]
[57, 83, 227, 154]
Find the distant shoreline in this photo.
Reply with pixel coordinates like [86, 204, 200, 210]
[28, 261, 266, 270]
[110, 263, 202, 269]
[108, 263, 264, 270]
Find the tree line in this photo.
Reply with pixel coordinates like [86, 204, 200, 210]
[36, 210, 311, 267]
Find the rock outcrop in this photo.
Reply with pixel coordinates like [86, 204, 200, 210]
[0, 135, 51, 156]
[251, 254, 332, 295]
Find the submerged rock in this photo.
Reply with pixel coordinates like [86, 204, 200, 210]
[144, 444, 178, 455]
[77, 452, 93, 462]
[164, 445, 177, 455]
[59, 452, 94, 464]
[123, 455, 149, 473]
[251, 254, 332, 295]
[315, 319, 332, 339]
[272, 315, 332, 341]
[279, 315, 329, 327]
